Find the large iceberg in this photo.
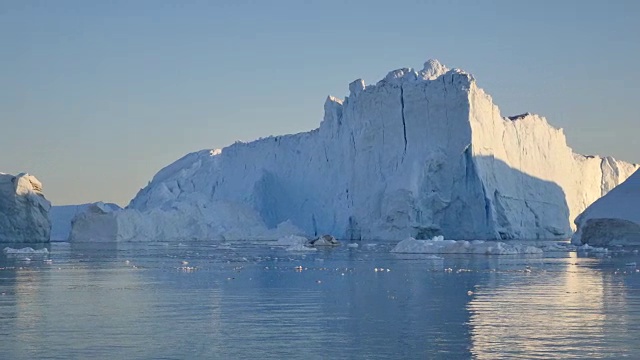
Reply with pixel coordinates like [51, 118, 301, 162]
[73, 59, 637, 242]
[572, 169, 640, 246]
[0, 173, 51, 243]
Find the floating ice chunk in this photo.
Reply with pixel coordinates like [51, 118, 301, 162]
[308, 235, 340, 247]
[347, 243, 359, 248]
[390, 237, 543, 255]
[537, 242, 577, 252]
[3, 247, 49, 255]
[577, 244, 608, 253]
[274, 235, 317, 251]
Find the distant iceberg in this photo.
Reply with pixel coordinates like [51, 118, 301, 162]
[50, 202, 121, 241]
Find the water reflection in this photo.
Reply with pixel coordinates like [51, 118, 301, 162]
[468, 252, 640, 359]
[1, 242, 639, 359]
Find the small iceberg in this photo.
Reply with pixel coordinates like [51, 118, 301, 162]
[390, 236, 543, 255]
[307, 235, 340, 247]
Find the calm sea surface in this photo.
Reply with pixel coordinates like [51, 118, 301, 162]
[1, 240, 639, 359]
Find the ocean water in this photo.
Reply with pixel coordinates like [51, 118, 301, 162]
[1, 241, 640, 359]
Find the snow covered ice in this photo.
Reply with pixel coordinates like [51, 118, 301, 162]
[0, 173, 51, 243]
[572, 168, 640, 246]
[71, 59, 638, 242]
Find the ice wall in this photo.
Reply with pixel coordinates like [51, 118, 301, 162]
[80, 60, 637, 241]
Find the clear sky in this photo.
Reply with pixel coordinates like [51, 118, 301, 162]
[1, 0, 638, 206]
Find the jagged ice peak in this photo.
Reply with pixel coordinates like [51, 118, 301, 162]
[346, 59, 467, 98]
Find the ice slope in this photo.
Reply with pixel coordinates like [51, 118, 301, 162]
[77, 60, 637, 241]
[0, 173, 51, 243]
[572, 169, 640, 246]
[50, 202, 121, 241]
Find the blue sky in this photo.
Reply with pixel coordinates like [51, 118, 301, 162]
[1, 0, 638, 206]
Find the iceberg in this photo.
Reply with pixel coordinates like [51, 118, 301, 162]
[0, 173, 51, 243]
[572, 169, 640, 246]
[50, 202, 121, 241]
[307, 235, 340, 247]
[73, 59, 637, 242]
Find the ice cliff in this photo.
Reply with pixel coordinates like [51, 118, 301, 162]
[0, 173, 51, 243]
[572, 169, 640, 246]
[73, 59, 638, 241]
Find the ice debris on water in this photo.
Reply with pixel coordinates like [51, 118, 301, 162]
[273, 235, 317, 251]
[307, 235, 340, 247]
[287, 243, 317, 252]
[577, 244, 609, 253]
[390, 236, 543, 255]
[3, 247, 49, 255]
